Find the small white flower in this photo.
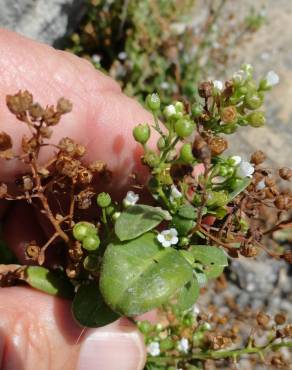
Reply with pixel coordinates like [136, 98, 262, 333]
[266, 71, 279, 87]
[92, 54, 101, 64]
[164, 104, 176, 119]
[213, 80, 224, 91]
[123, 191, 139, 207]
[170, 22, 186, 35]
[170, 185, 182, 202]
[147, 341, 160, 356]
[192, 304, 200, 316]
[256, 179, 266, 190]
[177, 338, 189, 353]
[157, 228, 178, 248]
[233, 70, 246, 83]
[118, 51, 127, 60]
[160, 81, 170, 90]
[231, 155, 242, 166]
[238, 160, 254, 178]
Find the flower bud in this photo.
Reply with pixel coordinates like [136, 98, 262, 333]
[157, 137, 166, 150]
[191, 103, 204, 117]
[146, 93, 160, 111]
[163, 104, 176, 119]
[96, 192, 111, 208]
[220, 106, 237, 124]
[133, 123, 151, 144]
[174, 118, 194, 138]
[245, 92, 263, 110]
[246, 111, 266, 127]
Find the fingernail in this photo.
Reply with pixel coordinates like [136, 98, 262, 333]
[77, 321, 146, 370]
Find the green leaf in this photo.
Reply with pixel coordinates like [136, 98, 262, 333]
[228, 177, 251, 202]
[178, 204, 207, 219]
[115, 205, 170, 241]
[100, 232, 193, 316]
[193, 268, 208, 287]
[25, 266, 74, 299]
[178, 204, 197, 219]
[189, 245, 228, 278]
[176, 276, 199, 311]
[72, 282, 120, 328]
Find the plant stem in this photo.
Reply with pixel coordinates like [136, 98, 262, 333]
[147, 340, 292, 365]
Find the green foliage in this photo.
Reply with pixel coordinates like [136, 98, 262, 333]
[115, 204, 170, 241]
[189, 245, 228, 279]
[99, 232, 193, 316]
[25, 266, 74, 299]
[72, 282, 119, 327]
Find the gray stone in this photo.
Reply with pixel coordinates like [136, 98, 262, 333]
[0, 0, 86, 46]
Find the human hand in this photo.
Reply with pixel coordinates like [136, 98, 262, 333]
[0, 28, 155, 370]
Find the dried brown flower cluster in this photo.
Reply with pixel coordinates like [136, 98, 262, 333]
[1, 90, 108, 275]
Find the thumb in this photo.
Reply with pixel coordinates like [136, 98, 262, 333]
[0, 287, 146, 370]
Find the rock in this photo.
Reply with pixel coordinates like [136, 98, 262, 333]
[0, 0, 85, 46]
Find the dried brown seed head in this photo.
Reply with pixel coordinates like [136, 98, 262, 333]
[58, 137, 77, 156]
[89, 160, 106, 173]
[250, 150, 266, 165]
[256, 311, 270, 327]
[39, 126, 53, 139]
[56, 154, 80, 178]
[21, 136, 38, 154]
[240, 244, 258, 257]
[57, 98, 72, 114]
[25, 243, 41, 261]
[279, 167, 292, 181]
[29, 103, 44, 119]
[0, 131, 12, 151]
[43, 106, 60, 126]
[274, 313, 287, 325]
[6, 90, 33, 114]
[283, 324, 292, 337]
[198, 81, 213, 98]
[76, 189, 95, 209]
[220, 106, 237, 124]
[274, 194, 292, 210]
[78, 168, 93, 186]
[22, 175, 34, 191]
[208, 136, 228, 156]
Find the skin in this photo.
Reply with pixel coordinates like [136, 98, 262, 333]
[0, 28, 160, 370]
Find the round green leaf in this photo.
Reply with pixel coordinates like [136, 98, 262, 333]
[115, 205, 170, 241]
[100, 232, 193, 316]
[25, 266, 74, 299]
[72, 282, 120, 328]
[189, 245, 228, 278]
[176, 276, 200, 311]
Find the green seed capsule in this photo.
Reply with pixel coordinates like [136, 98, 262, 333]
[174, 118, 194, 138]
[244, 92, 263, 110]
[83, 255, 99, 271]
[73, 222, 96, 241]
[82, 234, 100, 251]
[146, 93, 160, 111]
[172, 215, 195, 236]
[96, 192, 111, 208]
[246, 111, 266, 127]
[191, 103, 204, 118]
[132, 124, 151, 144]
[157, 137, 166, 150]
[206, 191, 228, 208]
[180, 143, 194, 164]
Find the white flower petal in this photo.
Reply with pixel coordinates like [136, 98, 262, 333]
[266, 71, 279, 87]
[231, 155, 242, 166]
[238, 161, 254, 178]
[213, 80, 224, 91]
[178, 338, 189, 353]
[162, 240, 171, 248]
[171, 185, 182, 199]
[169, 228, 178, 237]
[147, 342, 160, 356]
[157, 234, 164, 243]
[171, 236, 179, 245]
[256, 179, 266, 190]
